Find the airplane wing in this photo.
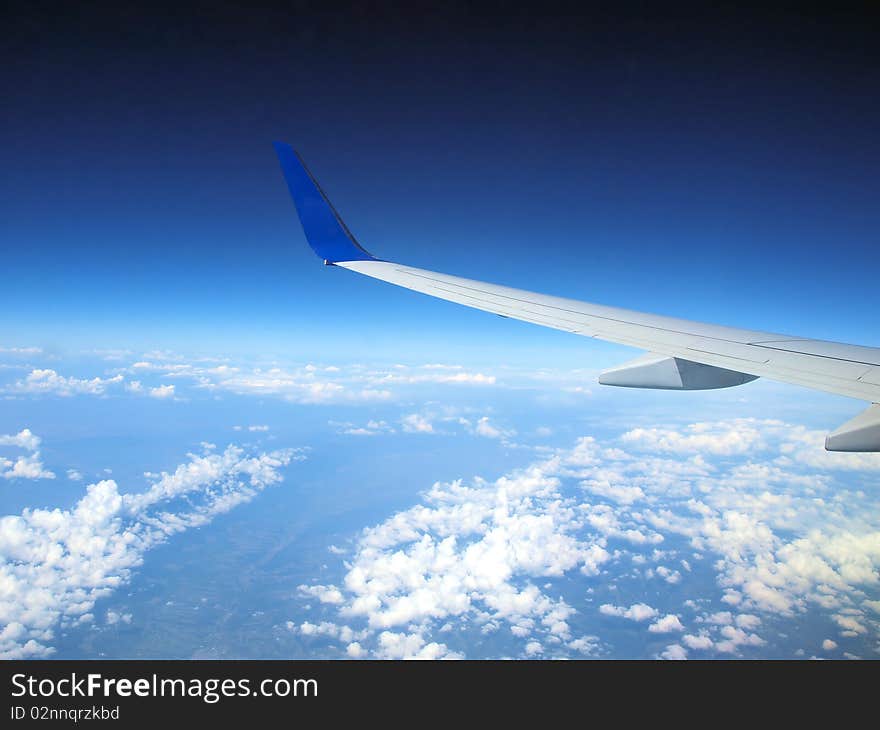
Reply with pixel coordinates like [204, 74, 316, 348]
[273, 142, 880, 452]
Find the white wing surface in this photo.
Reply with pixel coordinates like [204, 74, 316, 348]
[273, 142, 880, 451]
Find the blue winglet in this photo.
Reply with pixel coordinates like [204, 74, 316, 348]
[272, 142, 376, 264]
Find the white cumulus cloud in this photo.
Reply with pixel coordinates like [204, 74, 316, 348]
[648, 614, 685, 633]
[0, 429, 55, 481]
[148, 384, 175, 399]
[401, 413, 435, 434]
[599, 603, 659, 622]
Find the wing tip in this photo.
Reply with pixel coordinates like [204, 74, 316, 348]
[272, 142, 376, 264]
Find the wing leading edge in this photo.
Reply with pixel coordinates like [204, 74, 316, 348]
[272, 142, 880, 452]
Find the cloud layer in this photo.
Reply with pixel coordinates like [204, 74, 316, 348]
[0, 443, 298, 658]
[3, 357, 506, 406]
[294, 419, 880, 659]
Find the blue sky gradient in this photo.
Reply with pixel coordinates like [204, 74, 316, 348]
[3, 4, 878, 362]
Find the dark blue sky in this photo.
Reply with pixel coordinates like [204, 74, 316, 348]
[2, 2, 878, 362]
